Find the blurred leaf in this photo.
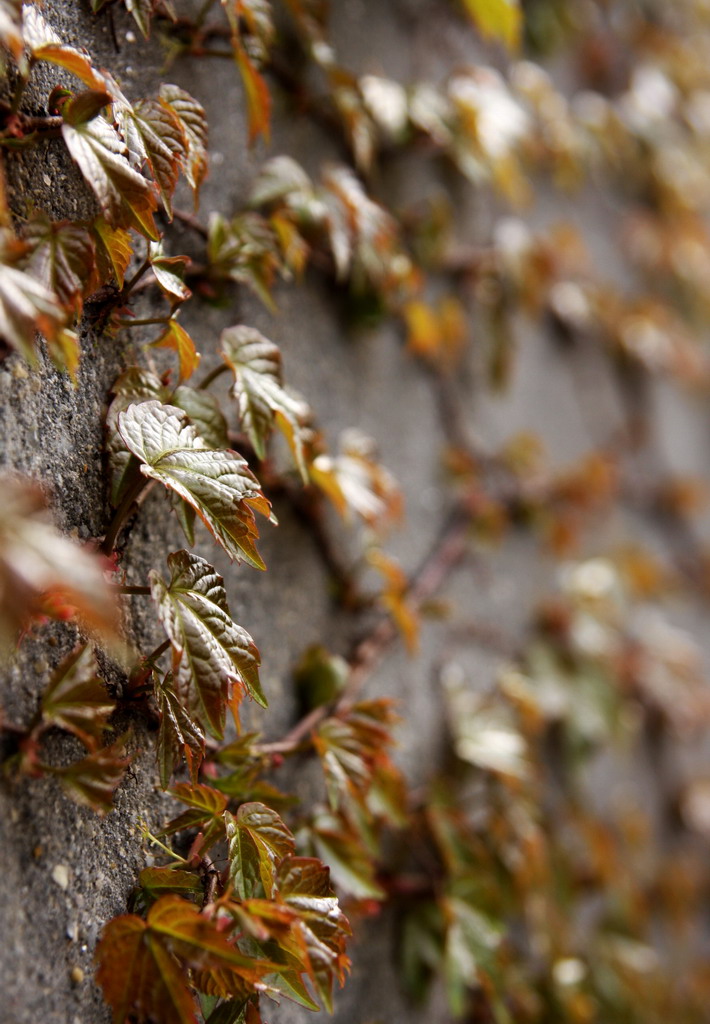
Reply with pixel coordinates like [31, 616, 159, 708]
[148, 241, 191, 301]
[207, 212, 281, 310]
[310, 429, 403, 530]
[220, 325, 310, 479]
[460, 0, 521, 51]
[0, 476, 118, 650]
[0, 228, 67, 365]
[52, 733, 131, 815]
[41, 644, 115, 750]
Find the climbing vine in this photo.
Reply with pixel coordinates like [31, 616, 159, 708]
[2, 0, 710, 1022]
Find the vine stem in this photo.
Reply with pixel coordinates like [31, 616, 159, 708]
[197, 363, 229, 390]
[113, 584, 152, 595]
[257, 508, 471, 755]
[100, 475, 148, 555]
[173, 208, 209, 239]
[122, 257, 151, 298]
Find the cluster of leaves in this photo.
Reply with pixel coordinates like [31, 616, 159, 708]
[3, 0, 710, 1023]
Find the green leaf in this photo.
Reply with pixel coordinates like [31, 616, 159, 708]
[148, 241, 191, 301]
[149, 549, 264, 739]
[24, 214, 95, 316]
[62, 114, 159, 239]
[226, 802, 295, 898]
[172, 386, 230, 451]
[41, 645, 115, 750]
[220, 325, 310, 479]
[136, 866, 204, 911]
[52, 734, 131, 815]
[159, 85, 208, 205]
[154, 670, 206, 789]
[311, 815, 385, 900]
[460, 0, 522, 51]
[117, 400, 272, 568]
[207, 212, 281, 310]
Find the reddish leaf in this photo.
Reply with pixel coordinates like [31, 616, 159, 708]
[159, 85, 208, 205]
[41, 644, 115, 750]
[51, 734, 131, 815]
[226, 802, 295, 898]
[154, 671, 206, 789]
[24, 214, 95, 317]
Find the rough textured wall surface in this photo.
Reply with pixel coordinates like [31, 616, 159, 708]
[1, 3, 709, 1024]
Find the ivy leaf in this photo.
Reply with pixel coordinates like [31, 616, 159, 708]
[0, 228, 67, 365]
[125, 99, 185, 216]
[367, 547, 420, 654]
[226, 802, 295, 898]
[24, 214, 95, 317]
[135, 866, 204, 911]
[96, 896, 277, 1024]
[275, 857, 351, 1012]
[442, 896, 502, 1016]
[61, 88, 112, 126]
[41, 644, 115, 750]
[150, 319, 200, 382]
[249, 155, 316, 209]
[207, 212, 281, 310]
[148, 241, 191, 301]
[154, 671, 206, 789]
[149, 550, 265, 739]
[117, 400, 272, 568]
[51, 734, 131, 815]
[0, 0, 23, 61]
[125, 0, 155, 38]
[460, 0, 522, 51]
[220, 325, 310, 479]
[0, 476, 119, 650]
[91, 217, 132, 289]
[310, 429, 403, 530]
[172, 387, 230, 451]
[159, 85, 208, 205]
[161, 783, 228, 840]
[311, 813, 385, 900]
[62, 114, 159, 239]
[235, 45, 272, 145]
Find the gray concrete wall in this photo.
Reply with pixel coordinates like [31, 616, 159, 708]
[1, 2, 709, 1023]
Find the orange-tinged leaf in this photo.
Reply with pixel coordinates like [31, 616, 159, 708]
[0, 229, 66, 365]
[310, 429, 403, 530]
[236, 44, 272, 145]
[0, 0, 23, 61]
[127, 98, 185, 217]
[62, 115, 159, 239]
[91, 217, 133, 289]
[150, 320, 200, 381]
[160, 782, 228, 837]
[0, 476, 119, 651]
[155, 671, 206, 789]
